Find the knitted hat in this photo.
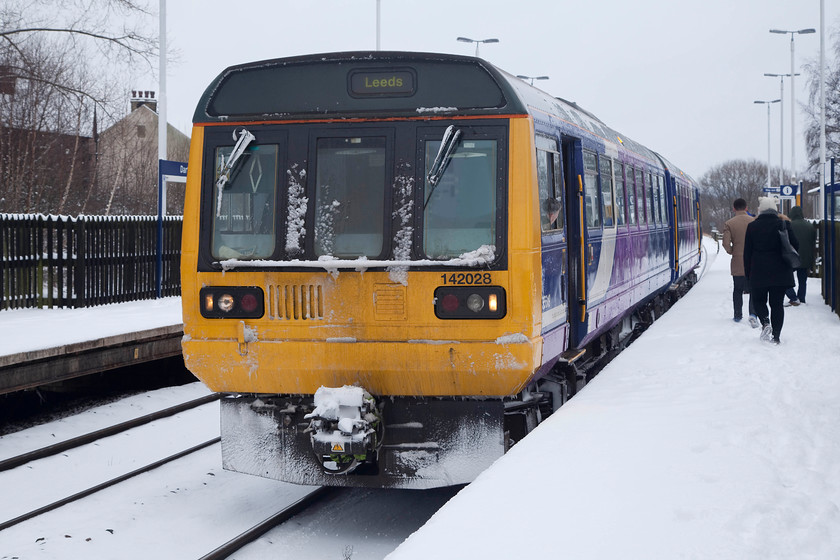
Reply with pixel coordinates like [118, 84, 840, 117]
[757, 196, 778, 212]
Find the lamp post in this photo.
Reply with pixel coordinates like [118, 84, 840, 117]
[516, 75, 549, 86]
[820, 0, 827, 217]
[456, 36, 499, 57]
[770, 28, 815, 183]
[755, 99, 781, 190]
[763, 72, 799, 186]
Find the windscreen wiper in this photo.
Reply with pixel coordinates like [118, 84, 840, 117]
[424, 125, 462, 209]
[215, 128, 255, 216]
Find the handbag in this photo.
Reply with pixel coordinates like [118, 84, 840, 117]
[778, 221, 801, 269]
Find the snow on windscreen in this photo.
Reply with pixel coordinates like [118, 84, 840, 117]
[285, 165, 308, 254]
[388, 169, 415, 284]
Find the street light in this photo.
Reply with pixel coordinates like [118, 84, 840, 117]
[456, 36, 499, 57]
[769, 28, 815, 182]
[763, 72, 799, 186]
[516, 75, 549, 86]
[755, 99, 781, 191]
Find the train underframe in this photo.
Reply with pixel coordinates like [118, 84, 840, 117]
[219, 271, 697, 490]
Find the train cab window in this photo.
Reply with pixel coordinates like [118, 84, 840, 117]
[211, 144, 278, 260]
[626, 165, 637, 225]
[583, 151, 600, 228]
[423, 136, 498, 258]
[314, 136, 387, 258]
[536, 136, 564, 232]
[614, 162, 626, 226]
[599, 156, 614, 227]
[635, 168, 646, 224]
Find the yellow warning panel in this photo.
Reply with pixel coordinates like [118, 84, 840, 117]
[332, 443, 344, 452]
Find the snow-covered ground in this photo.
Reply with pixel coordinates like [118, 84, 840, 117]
[389, 237, 840, 559]
[2, 237, 839, 559]
[0, 297, 183, 357]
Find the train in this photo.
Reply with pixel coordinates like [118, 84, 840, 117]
[180, 51, 701, 489]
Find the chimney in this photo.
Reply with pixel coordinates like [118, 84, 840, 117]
[130, 90, 157, 113]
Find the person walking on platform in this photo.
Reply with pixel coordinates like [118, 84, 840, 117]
[784, 205, 816, 306]
[722, 198, 757, 326]
[744, 196, 799, 345]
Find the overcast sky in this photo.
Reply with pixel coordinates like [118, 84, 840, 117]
[143, 0, 839, 182]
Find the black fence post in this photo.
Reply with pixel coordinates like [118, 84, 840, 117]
[73, 218, 86, 308]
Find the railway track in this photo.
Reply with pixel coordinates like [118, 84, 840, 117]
[0, 437, 220, 531]
[0, 393, 220, 472]
[0, 393, 222, 531]
[196, 487, 336, 560]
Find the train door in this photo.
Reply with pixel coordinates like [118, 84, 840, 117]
[562, 138, 589, 347]
[666, 174, 679, 283]
[537, 135, 568, 339]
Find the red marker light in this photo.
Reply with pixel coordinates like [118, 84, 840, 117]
[240, 293, 258, 313]
[441, 294, 459, 312]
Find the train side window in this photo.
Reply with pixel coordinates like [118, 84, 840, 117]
[583, 151, 600, 228]
[599, 156, 614, 227]
[211, 144, 278, 260]
[614, 162, 626, 226]
[626, 165, 637, 225]
[657, 176, 668, 225]
[314, 136, 387, 258]
[536, 136, 564, 232]
[647, 172, 657, 225]
[635, 168, 646, 224]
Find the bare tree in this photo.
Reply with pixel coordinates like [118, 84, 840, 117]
[698, 159, 772, 234]
[0, 0, 158, 214]
[803, 27, 840, 181]
[1, 0, 156, 109]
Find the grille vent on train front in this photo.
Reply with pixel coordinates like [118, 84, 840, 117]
[268, 284, 324, 320]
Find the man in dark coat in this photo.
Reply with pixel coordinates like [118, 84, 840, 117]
[722, 198, 756, 324]
[744, 197, 799, 344]
[784, 205, 817, 305]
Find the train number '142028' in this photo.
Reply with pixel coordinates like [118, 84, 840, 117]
[440, 273, 492, 285]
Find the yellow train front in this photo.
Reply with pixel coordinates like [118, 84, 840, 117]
[181, 51, 698, 489]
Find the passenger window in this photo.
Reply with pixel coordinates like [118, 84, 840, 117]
[626, 165, 637, 225]
[647, 172, 656, 224]
[314, 136, 386, 258]
[423, 137, 497, 258]
[657, 176, 668, 225]
[599, 156, 614, 227]
[635, 168, 645, 224]
[614, 162, 626, 226]
[583, 151, 600, 228]
[537, 136, 564, 232]
[211, 144, 278, 260]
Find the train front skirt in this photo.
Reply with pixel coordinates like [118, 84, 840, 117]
[219, 392, 505, 489]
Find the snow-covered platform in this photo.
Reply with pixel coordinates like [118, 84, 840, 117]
[0, 298, 183, 394]
[388, 239, 840, 560]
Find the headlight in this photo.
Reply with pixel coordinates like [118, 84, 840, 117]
[466, 293, 485, 312]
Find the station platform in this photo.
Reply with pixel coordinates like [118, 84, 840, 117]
[0, 298, 183, 394]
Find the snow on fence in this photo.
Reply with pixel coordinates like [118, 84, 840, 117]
[0, 214, 182, 310]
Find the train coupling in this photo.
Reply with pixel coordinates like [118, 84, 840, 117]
[304, 386, 383, 475]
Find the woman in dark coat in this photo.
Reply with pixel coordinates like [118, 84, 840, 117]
[743, 196, 799, 344]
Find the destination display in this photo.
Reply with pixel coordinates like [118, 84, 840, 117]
[349, 69, 416, 97]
